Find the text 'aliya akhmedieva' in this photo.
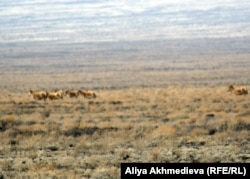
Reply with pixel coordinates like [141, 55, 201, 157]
[124, 167, 204, 176]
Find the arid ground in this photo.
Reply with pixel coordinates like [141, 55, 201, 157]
[0, 39, 249, 178]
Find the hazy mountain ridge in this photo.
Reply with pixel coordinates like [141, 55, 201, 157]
[1, 38, 250, 61]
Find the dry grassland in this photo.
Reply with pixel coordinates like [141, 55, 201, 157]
[0, 85, 249, 178]
[0, 39, 250, 178]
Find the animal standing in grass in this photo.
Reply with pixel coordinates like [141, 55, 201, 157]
[29, 90, 48, 101]
[46, 91, 62, 100]
[54, 89, 65, 99]
[227, 85, 248, 95]
[65, 89, 80, 98]
[79, 90, 97, 99]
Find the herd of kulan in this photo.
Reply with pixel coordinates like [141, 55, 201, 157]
[28, 84, 248, 101]
[29, 89, 97, 101]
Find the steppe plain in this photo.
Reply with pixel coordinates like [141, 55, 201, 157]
[0, 38, 250, 178]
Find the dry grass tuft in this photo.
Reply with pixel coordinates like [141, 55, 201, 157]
[152, 125, 177, 138]
[1, 115, 16, 123]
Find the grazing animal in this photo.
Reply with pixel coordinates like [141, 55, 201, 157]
[29, 90, 47, 101]
[227, 85, 248, 95]
[65, 90, 80, 98]
[79, 90, 97, 99]
[54, 89, 65, 99]
[47, 91, 62, 100]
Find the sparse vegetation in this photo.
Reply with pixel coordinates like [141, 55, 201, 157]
[0, 84, 249, 178]
[0, 39, 249, 178]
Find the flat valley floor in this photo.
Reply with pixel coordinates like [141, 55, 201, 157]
[0, 39, 249, 178]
